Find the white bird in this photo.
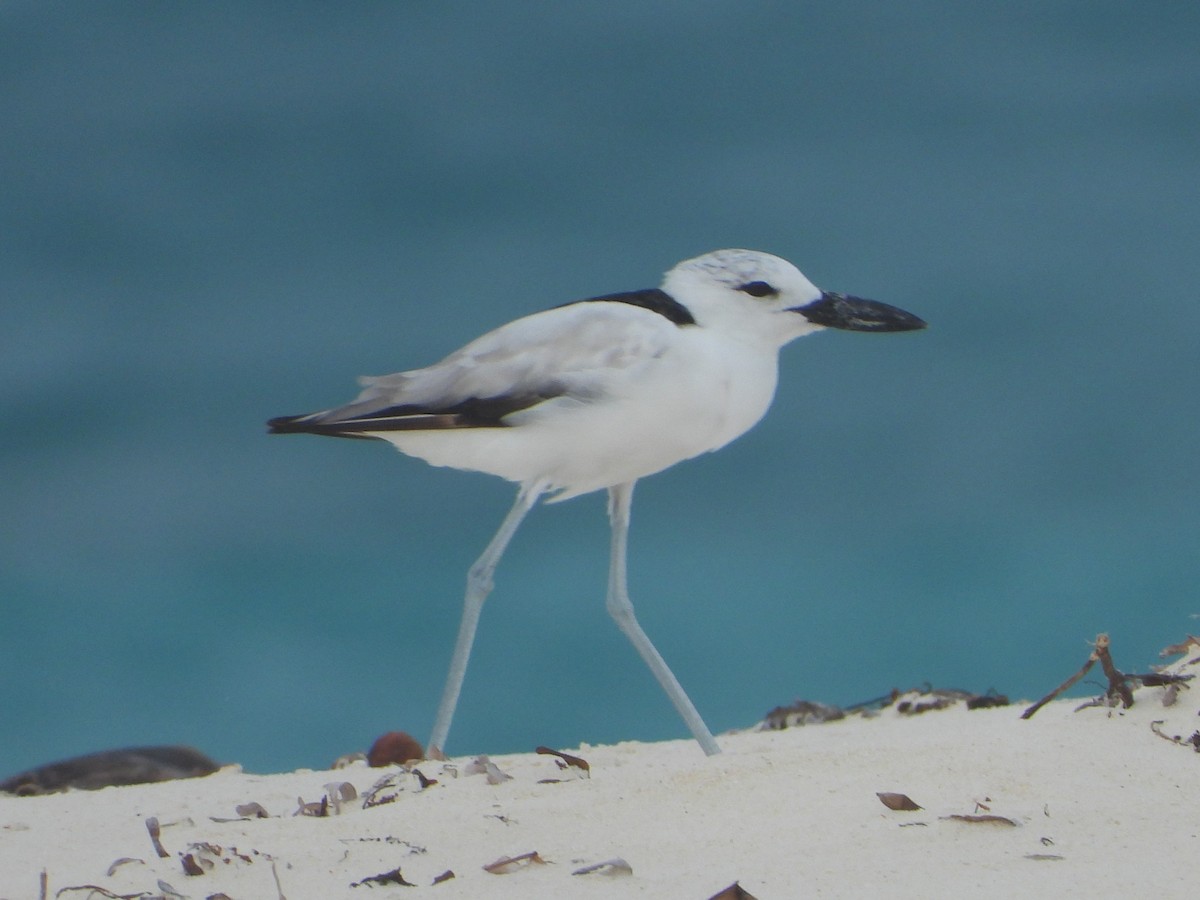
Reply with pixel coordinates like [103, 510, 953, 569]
[269, 249, 926, 756]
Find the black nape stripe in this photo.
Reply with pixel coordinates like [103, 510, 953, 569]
[564, 288, 696, 326]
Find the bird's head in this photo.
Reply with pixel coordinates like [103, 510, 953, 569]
[662, 249, 926, 345]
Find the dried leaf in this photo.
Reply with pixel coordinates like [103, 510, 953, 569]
[234, 802, 270, 818]
[1024, 854, 1065, 861]
[337, 836, 426, 855]
[332, 752, 367, 768]
[1159, 635, 1200, 658]
[181, 853, 205, 876]
[351, 866, 415, 887]
[571, 858, 633, 877]
[535, 746, 590, 775]
[362, 770, 431, 807]
[483, 851, 547, 874]
[893, 687, 973, 714]
[965, 692, 1009, 710]
[362, 773, 402, 807]
[185, 841, 257, 866]
[105, 857, 143, 877]
[146, 816, 170, 858]
[877, 792, 922, 811]
[944, 814, 1018, 826]
[432, 870, 456, 884]
[708, 882, 759, 900]
[1136, 672, 1193, 687]
[760, 699, 845, 729]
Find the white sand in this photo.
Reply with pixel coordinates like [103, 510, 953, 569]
[3, 647, 1198, 899]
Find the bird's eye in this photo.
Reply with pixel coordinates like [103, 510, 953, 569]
[738, 281, 778, 298]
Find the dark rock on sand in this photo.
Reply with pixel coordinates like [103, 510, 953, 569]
[366, 731, 424, 767]
[1, 745, 220, 795]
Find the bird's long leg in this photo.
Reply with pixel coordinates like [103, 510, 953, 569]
[428, 481, 546, 755]
[605, 481, 721, 756]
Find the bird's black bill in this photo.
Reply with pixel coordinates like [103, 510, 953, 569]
[795, 291, 927, 332]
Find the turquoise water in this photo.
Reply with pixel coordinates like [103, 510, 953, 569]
[3, 2, 1199, 774]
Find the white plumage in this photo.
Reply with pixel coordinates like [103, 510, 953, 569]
[270, 248, 926, 755]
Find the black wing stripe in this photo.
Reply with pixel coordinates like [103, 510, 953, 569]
[267, 392, 557, 438]
[269, 289, 691, 440]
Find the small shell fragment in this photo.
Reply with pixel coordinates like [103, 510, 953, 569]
[463, 755, 512, 784]
[571, 858, 633, 877]
[483, 851, 547, 874]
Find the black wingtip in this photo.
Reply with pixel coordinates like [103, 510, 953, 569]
[266, 413, 391, 440]
[267, 414, 307, 434]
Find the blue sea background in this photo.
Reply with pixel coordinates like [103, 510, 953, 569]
[3, 2, 1199, 776]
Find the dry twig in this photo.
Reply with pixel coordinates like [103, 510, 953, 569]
[1094, 636, 1134, 708]
[1022, 633, 1135, 718]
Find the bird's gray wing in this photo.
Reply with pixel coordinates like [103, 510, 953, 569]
[268, 300, 679, 436]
